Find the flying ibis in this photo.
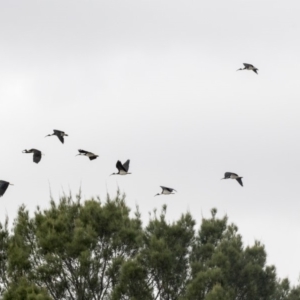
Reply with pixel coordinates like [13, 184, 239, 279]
[22, 149, 42, 164]
[0, 180, 13, 197]
[76, 149, 99, 160]
[45, 130, 68, 144]
[222, 172, 243, 187]
[237, 63, 258, 74]
[155, 186, 177, 196]
[111, 160, 131, 175]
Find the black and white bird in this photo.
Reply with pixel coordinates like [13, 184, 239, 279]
[155, 186, 177, 196]
[111, 160, 131, 175]
[222, 172, 243, 187]
[237, 63, 258, 74]
[76, 149, 99, 160]
[45, 130, 68, 144]
[22, 149, 42, 164]
[0, 180, 13, 197]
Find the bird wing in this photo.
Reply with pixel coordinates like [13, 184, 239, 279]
[33, 150, 42, 163]
[253, 69, 258, 74]
[53, 130, 64, 143]
[116, 160, 125, 172]
[56, 135, 64, 143]
[224, 172, 231, 178]
[78, 149, 89, 154]
[54, 129, 63, 135]
[225, 172, 238, 177]
[122, 160, 130, 172]
[89, 155, 98, 160]
[0, 180, 9, 197]
[243, 63, 254, 68]
[236, 178, 243, 187]
[160, 186, 174, 192]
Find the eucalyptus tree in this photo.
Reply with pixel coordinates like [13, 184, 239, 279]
[185, 208, 277, 300]
[3, 277, 52, 300]
[113, 205, 196, 300]
[0, 195, 297, 300]
[4, 191, 143, 300]
[0, 218, 9, 295]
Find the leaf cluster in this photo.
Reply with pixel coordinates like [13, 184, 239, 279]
[0, 195, 299, 300]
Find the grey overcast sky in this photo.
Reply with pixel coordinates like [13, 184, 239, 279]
[1, 0, 300, 283]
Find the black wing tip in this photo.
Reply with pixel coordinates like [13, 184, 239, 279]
[89, 156, 98, 160]
[160, 186, 175, 192]
[78, 149, 88, 154]
[116, 160, 123, 170]
[57, 136, 64, 143]
[236, 178, 243, 187]
[33, 156, 41, 164]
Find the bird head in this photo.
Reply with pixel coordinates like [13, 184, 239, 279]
[22, 150, 28, 153]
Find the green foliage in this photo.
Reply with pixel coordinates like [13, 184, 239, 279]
[287, 286, 300, 300]
[3, 277, 52, 300]
[0, 195, 299, 300]
[0, 217, 9, 294]
[275, 278, 291, 300]
[111, 259, 152, 300]
[274, 278, 300, 300]
[141, 206, 195, 299]
[1, 191, 143, 299]
[204, 284, 231, 300]
[185, 208, 277, 300]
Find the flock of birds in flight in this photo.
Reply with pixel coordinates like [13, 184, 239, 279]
[0, 63, 258, 197]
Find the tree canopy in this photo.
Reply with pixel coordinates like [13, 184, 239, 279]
[0, 191, 299, 300]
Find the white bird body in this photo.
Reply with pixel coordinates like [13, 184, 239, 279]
[155, 186, 177, 196]
[162, 189, 173, 195]
[111, 160, 131, 175]
[237, 63, 258, 74]
[76, 149, 98, 160]
[45, 129, 68, 144]
[119, 170, 128, 175]
[222, 172, 243, 186]
[230, 174, 239, 179]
